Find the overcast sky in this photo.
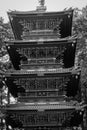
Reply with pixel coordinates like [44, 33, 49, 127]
[0, 0, 87, 23]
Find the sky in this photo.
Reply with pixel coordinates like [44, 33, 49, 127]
[0, 0, 87, 23]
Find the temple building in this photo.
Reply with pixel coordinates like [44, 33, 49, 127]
[3, 0, 86, 129]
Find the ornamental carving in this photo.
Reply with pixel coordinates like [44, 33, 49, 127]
[14, 75, 70, 97]
[19, 18, 62, 39]
[9, 110, 73, 127]
[17, 45, 66, 68]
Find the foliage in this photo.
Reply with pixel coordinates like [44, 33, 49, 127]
[73, 6, 87, 101]
[0, 18, 14, 107]
[0, 17, 14, 47]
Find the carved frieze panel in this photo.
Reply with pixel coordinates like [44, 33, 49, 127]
[13, 75, 70, 98]
[17, 46, 65, 59]
[5, 71, 80, 100]
[17, 45, 66, 68]
[7, 110, 74, 127]
[19, 18, 62, 39]
[14, 76, 70, 91]
[6, 38, 77, 70]
[8, 10, 73, 39]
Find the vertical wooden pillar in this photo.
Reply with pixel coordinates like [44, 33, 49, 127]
[7, 89, 10, 105]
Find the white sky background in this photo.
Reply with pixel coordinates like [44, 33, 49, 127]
[0, 0, 87, 23]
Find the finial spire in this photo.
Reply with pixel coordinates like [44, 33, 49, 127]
[36, 0, 46, 12]
[39, 0, 45, 6]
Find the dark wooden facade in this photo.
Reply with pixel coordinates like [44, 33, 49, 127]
[8, 10, 73, 40]
[5, 103, 84, 130]
[5, 38, 77, 70]
[5, 68, 80, 102]
[4, 2, 85, 130]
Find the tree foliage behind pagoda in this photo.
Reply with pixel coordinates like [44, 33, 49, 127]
[73, 6, 87, 102]
[0, 17, 14, 46]
[0, 18, 14, 106]
[0, 18, 13, 72]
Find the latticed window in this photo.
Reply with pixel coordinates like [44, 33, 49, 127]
[38, 20, 45, 30]
[36, 114, 48, 124]
[37, 48, 46, 58]
[36, 79, 47, 90]
[27, 115, 35, 125]
[48, 79, 56, 89]
[32, 21, 36, 30]
[47, 47, 54, 58]
[29, 79, 36, 90]
[30, 48, 36, 58]
[19, 78, 26, 86]
[18, 45, 66, 68]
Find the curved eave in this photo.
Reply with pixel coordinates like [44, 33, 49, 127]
[6, 101, 82, 111]
[7, 9, 73, 40]
[5, 36, 77, 45]
[7, 9, 73, 16]
[5, 68, 81, 77]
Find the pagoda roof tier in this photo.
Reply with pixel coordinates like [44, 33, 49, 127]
[5, 101, 85, 128]
[4, 68, 81, 102]
[5, 37, 77, 70]
[8, 9, 73, 40]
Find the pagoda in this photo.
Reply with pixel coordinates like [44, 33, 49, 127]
[3, 0, 85, 129]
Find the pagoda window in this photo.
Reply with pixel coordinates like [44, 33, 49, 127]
[18, 48, 30, 59]
[18, 78, 25, 86]
[19, 114, 25, 125]
[38, 20, 45, 30]
[25, 80, 30, 90]
[29, 79, 36, 90]
[44, 20, 48, 29]
[30, 48, 36, 58]
[23, 48, 30, 57]
[19, 17, 62, 33]
[17, 45, 67, 67]
[36, 79, 47, 90]
[55, 55, 63, 64]
[27, 115, 35, 125]
[32, 21, 37, 30]
[22, 114, 36, 125]
[37, 47, 46, 58]
[28, 21, 33, 31]
[48, 78, 56, 89]
[47, 47, 54, 58]
[36, 114, 48, 124]
[50, 113, 58, 124]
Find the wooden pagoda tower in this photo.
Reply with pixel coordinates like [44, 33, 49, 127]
[3, 0, 85, 129]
